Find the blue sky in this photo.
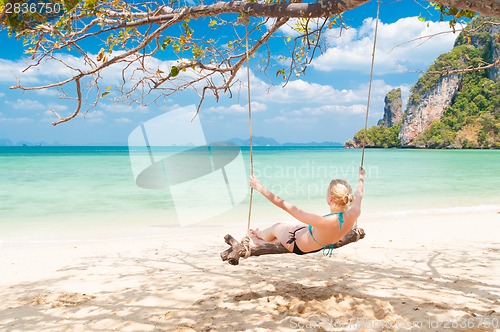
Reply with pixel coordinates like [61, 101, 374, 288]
[0, 0, 467, 145]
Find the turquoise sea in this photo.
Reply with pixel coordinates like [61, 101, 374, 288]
[1, 146, 499, 239]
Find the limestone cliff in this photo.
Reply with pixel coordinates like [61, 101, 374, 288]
[399, 74, 462, 146]
[377, 88, 403, 128]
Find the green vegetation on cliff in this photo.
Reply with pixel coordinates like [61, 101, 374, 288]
[408, 44, 484, 105]
[413, 70, 500, 148]
[386, 88, 401, 102]
[351, 123, 401, 148]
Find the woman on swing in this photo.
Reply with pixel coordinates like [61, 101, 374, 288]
[249, 166, 365, 255]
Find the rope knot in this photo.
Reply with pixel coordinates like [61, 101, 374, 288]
[241, 235, 252, 259]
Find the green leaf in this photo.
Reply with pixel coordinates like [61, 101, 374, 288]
[182, 21, 191, 35]
[173, 42, 181, 53]
[192, 45, 204, 59]
[465, 10, 477, 18]
[101, 91, 110, 98]
[170, 66, 179, 77]
[84, 0, 98, 9]
[161, 37, 172, 51]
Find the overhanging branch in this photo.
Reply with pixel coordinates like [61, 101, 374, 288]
[96, 0, 370, 26]
[51, 78, 82, 126]
[2, 0, 500, 28]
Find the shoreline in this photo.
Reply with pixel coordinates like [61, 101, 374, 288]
[1, 203, 498, 243]
[1, 210, 499, 331]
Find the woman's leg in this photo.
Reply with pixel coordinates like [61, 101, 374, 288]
[250, 223, 284, 242]
[250, 223, 297, 251]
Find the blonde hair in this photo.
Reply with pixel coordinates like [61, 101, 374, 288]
[328, 179, 354, 212]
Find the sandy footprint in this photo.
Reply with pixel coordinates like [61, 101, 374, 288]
[19, 292, 95, 308]
[50, 293, 96, 307]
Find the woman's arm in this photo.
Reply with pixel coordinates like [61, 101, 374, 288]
[250, 175, 326, 227]
[349, 166, 365, 217]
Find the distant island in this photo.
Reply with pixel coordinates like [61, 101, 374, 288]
[346, 16, 499, 149]
[0, 139, 126, 147]
[0, 136, 344, 147]
[0, 138, 49, 147]
[212, 136, 343, 147]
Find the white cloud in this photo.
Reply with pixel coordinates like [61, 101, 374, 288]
[38, 104, 70, 122]
[0, 59, 25, 83]
[0, 112, 34, 123]
[291, 104, 368, 116]
[34, 89, 59, 97]
[250, 77, 398, 130]
[264, 115, 317, 125]
[0, 53, 241, 116]
[0, 52, 265, 120]
[207, 101, 267, 114]
[5, 98, 44, 110]
[0, 56, 78, 84]
[115, 117, 132, 124]
[264, 103, 367, 124]
[99, 102, 150, 113]
[259, 80, 340, 104]
[312, 17, 457, 74]
[81, 110, 105, 123]
[43, 109, 54, 115]
[0, 92, 5, 98]
[257, 78, 394, 107]
[0, 52, 178, 88]
[48, 104, 68, 112]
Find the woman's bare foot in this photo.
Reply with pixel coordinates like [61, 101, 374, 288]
[249, 228, 261, 238]
[249, 228, 266, 244]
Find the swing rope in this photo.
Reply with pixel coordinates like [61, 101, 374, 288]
[361, 0, 381, 168]
[355, 0, 380, 232]
[243, 16, 254, 258]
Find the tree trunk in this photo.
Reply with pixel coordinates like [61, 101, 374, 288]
[220, 227, 365, 265]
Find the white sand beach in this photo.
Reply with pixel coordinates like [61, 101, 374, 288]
[1, 210, 499, 331]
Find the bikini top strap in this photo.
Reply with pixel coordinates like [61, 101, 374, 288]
[308, 225, 337, 257]
[308, 225, 326, 247]
[308, 212, 345, 257]
[324, 212, 345, 231]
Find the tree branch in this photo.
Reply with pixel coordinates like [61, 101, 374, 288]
[89, 0, 369, 25]
[51, 78, 82, 126]
[440, 57, 500, 75]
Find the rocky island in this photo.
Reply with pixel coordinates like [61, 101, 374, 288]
[346, 16, 499, 149]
